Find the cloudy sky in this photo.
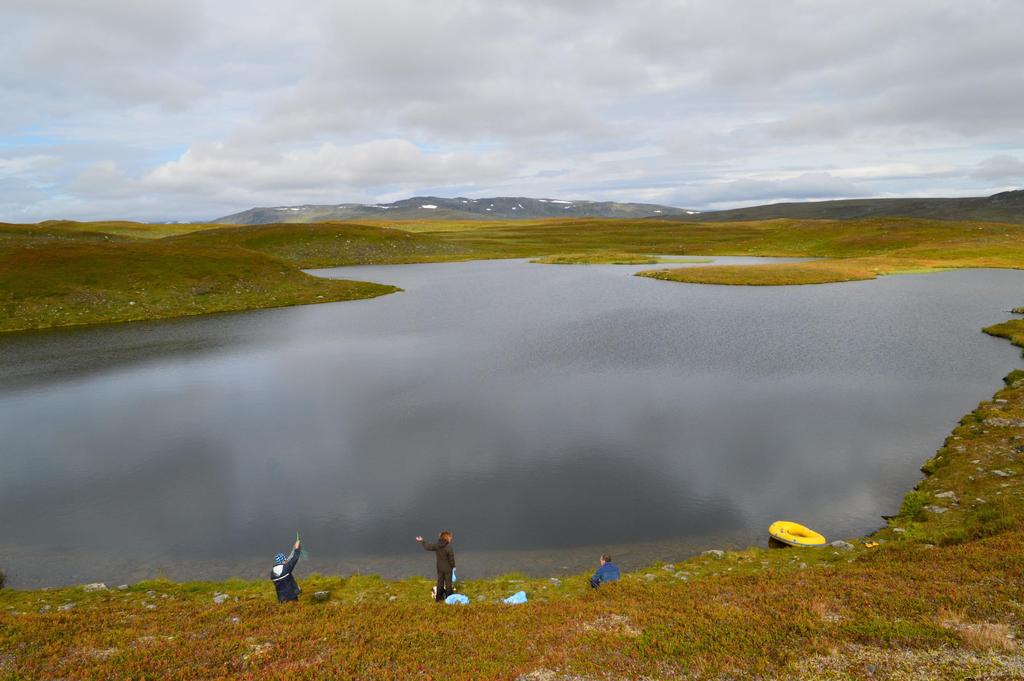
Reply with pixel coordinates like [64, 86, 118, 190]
[3, 0, 1023, 222]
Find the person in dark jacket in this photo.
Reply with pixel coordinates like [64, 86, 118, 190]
[416, 531, 455, 602]
[270, 538, 302, 602]
[590, 553, 620, 588]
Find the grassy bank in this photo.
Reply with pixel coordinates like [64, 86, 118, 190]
[531, 252, 714, 265]
[0, 238, 398, 333]
[3, 313, 1023, 679]
[638, 260, 878, 286]
[0, 221, 465, 332]
[4, 216, 1024, 332]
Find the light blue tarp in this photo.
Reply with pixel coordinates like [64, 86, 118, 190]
[503, 590, 528, 604]
[445, 593, 470, 605]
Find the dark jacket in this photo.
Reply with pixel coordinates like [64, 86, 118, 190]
[420, 538, 455, 572]
[270, 549, 301, 602]
[590, 561, 620, 588]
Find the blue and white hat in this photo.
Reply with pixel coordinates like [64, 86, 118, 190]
[274, 552, 286, 565]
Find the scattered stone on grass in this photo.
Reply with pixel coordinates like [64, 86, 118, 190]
[983, 417, 1024, 428]
[313, 591, 330, 602]
[795, 642, 1024, 679]
[925, 505, 949, 514]
[82, 583, 107, 592]
[241, 642, 273, 663]
[86, 648, 119, 660]
[830, 540, 854, 550]
[57, 602, 75, 611]
[212, 593, 230, 605]
[581, 614, 642, 637]
[703, 549, 725, 559]
[516, 670, 597, 681]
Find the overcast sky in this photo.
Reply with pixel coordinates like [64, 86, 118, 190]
[2, 0, 1023, 222]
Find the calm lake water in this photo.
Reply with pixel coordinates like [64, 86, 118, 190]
[1, 258, 1022, 588]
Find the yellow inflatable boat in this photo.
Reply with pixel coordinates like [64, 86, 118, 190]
[768, 521, 827, 547]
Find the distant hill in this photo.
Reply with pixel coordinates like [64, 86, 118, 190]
[213, 196, 700, 224]
[214, 190, 1024, 225]
[656, 189, 1024, 224]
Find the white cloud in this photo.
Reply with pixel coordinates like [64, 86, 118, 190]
[676, 173, 863, 208]
[1, 0, 1023, 221]
[972, 155, 1024, 181]
[144, 139, 514, 194]
[0, 155, 60, 179]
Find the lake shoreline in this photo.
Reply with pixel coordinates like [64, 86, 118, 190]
[6, 215, 1024, 334]
[2, 316, 1023, 678]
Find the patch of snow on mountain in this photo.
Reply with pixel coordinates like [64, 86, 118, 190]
[686, 210, 700, 214]
[420, 204, 438, 209]
[549, 200, 572, 205]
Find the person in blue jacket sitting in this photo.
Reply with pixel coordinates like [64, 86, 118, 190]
[590, 552, 620, 588]
[270, 538, 302, 602]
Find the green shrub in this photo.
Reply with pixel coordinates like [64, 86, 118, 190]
[1004, 369, 1024, 388]
[900, 491, 930, 521]
[921, 453, 949, 475]
[843, 617, 955, 646]
[963, 501, 1015, 541]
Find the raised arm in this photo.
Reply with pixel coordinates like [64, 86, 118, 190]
[284, 540, 301, 572]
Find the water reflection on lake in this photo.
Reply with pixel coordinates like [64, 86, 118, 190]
[1, 258, 1021, 587]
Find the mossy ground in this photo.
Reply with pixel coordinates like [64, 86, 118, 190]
[0, 238, 398, 333]
[0, 221, 459, 332]
[4, 216, 1024, 332]
[531, 252, 713, 265]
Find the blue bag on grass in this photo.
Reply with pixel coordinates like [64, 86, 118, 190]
[445, 593, 470, 605]
[503, 590, 528, 604]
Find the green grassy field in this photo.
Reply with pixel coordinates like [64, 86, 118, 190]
[4, 216, 1024, 332]
[0, 230, 400, 333]
[0, 221, 477, 332]
[531, 252, 715, 265]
